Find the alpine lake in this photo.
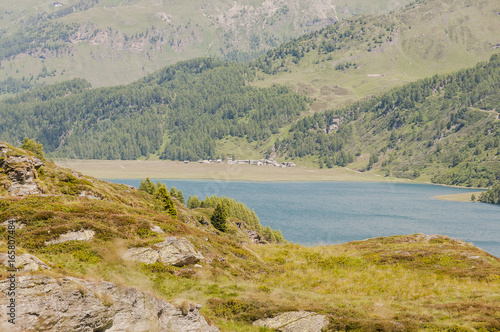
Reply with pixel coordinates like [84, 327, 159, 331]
[108, 180, 500, 257]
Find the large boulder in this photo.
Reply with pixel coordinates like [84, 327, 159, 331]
[156, 237, 205, 267]
[123, 247, 160, 265]
[123, 237, 205, 267]
[253, 311, 329, 332]
[0, 275, 219, 332]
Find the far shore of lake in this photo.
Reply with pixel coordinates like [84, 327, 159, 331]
[433, 192, 484, 202]
[55, 159, 487, 203]
[55, 159, 414, 183]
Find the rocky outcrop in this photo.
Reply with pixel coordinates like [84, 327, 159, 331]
[0, 275, 219, 332]
[123, 237, 205, 267]
[45, 229, 96, 245]
[0, 143, 44, 196]
[79, 190, 102, 200]
[247, 230, 266, 244]
[1, 218, 25, 230]
[253, 311, 328, 332]
[123, 247, 160, 264]
[0, 253, 51, 272]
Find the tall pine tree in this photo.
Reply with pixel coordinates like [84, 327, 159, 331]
[211, 203, 228, 232]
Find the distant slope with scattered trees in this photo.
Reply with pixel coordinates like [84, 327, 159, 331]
[276, 54, 500, 187]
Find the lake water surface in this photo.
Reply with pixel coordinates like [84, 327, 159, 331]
[109, 180, 500, 257]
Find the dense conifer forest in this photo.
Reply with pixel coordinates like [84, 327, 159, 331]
[1, 55, 500, 187]
[280, 54, 500, 187]
[0, 58, 309, 160]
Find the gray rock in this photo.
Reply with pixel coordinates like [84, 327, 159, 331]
[123, 237, 204, 267]
[45, 229, 96, 245]
[0, 253, 51, 271]
[156, 237, 205, 267]
[150, 225, 165, 234]
[1, 218, 25, 230]
[123, 247, 160, 264]
[253, 311, 328, 332]
[0, 150, 44, 196]
[79, 190, 102, 200]
[0, 275, 219, 332]
[247, 230, 266, 244]
[198, 217, 209, 225]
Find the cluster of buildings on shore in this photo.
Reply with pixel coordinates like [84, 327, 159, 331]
[186, 158, 296, 168]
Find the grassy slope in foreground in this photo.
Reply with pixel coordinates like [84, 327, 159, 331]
[1, 143, 500, 331]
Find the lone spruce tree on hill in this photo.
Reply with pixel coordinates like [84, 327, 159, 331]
[157, 187, 177, 217]
[211, 203, 228, 232]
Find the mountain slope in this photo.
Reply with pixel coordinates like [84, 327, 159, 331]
[0, 0, 413, 90]
[252, 0, 500, 110]
[1, 143, 499, 331]
[1, 55, 500, 187]
[277, 54, 500, 187]
[0, 58, 309, 160]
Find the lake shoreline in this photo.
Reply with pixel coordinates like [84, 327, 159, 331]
[55, 159, 413, 183]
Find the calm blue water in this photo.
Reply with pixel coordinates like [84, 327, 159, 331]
[109, 179, 500, 257]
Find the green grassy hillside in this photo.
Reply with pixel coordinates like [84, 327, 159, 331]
[1, 143, 499, 331]
[277, 54, 500, 187]
[0, 0, 413, 91]
[252, 0, 500, 111]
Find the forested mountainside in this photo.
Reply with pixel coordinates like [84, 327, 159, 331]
[1, 55, 499, 187]
[0, 58, 309, 160]
[280, 54, 500, 187]
[1, 143, 500, 331]
[1, 0, 499, 187]
[0, 0, 413, 90]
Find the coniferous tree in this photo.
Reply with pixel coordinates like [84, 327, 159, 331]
[187, 195, 201, 209]
[21, 137, 45, 161]
[139, 178, 155, 194]
[157, 187, 177, 217]
[177, 189, 185, 204]
[211, 203, 228, 232]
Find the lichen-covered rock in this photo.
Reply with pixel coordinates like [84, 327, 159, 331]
[253, 311, 328, 332]
[45, 229, 96, 245]
[0, 253, 51, 272]
[1, 218, 25, 230]
[0, 146, 44, 196]
[0, 275, 219, 332]
[123, 237, 204, 267]
[156, 237, 205, 267]
[123, 247, 160, 264]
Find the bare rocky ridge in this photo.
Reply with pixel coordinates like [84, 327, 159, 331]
[0, 143, 44, 196]
[0, 275, 219, 332]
